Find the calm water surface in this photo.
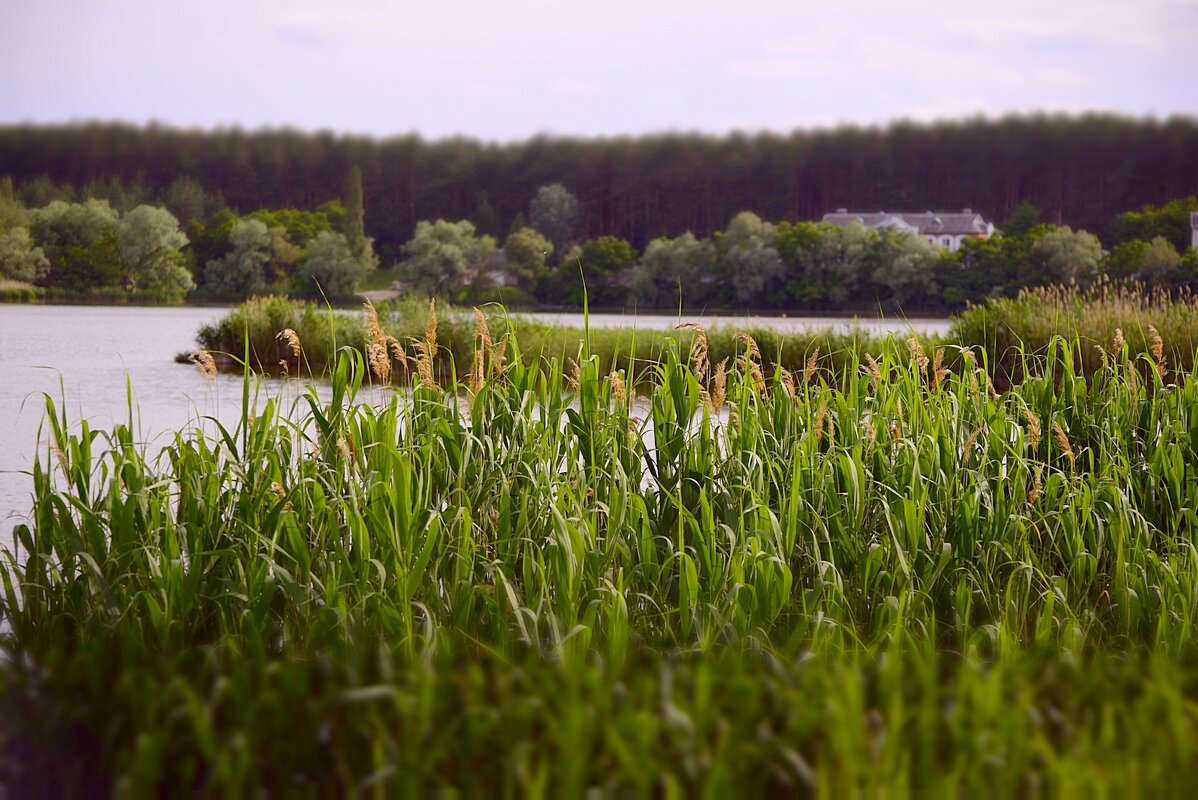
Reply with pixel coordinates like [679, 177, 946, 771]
[519, 311, 952, 337]
[0, 305, 951, 535]
[0, 305, 248, 533]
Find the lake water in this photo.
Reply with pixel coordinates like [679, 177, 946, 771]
[518, 311, 952, 337]
[0, 305, 952, 535]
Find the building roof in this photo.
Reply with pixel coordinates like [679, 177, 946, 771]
[821, 209, 993, 236]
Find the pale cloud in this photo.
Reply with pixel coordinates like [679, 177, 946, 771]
[550, 81, 601, 97]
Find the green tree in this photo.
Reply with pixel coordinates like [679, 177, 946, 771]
[471, 191, 500, 238]
[0, 227, 50, 282]
[0, 179, 28, 234]
[871, 230, 940, 309]
[553, 236, 637, 306]
[719, 212, 782, 306]
[1001, 203, 1043, 240]
[398, 219, 495, 297]
[117, 205, 193, 301]
[1138, 236, 1183, 286]
[161, 176, 209, 228]
[1114, 196, 1198, 252]
[1030, 226, 1104, 286]
[203, 219, 290, 297]
[344, 165, 367, 260]
[29, 199, 123, 289]
[503, 227, 553, 294]
[529, 184, 579, 263]
[21, 175, 75, 207]
[629, 233, 716, 309]
[300, 231, 371, 297]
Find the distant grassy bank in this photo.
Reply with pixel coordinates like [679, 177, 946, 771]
[189, 283, 1198, 391]
[189, 294, 917, 386]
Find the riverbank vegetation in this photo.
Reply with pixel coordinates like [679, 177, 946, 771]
[4, 301, 1198, 792]
[192, 282, 1198, 390]
[191, 294, 911, 386]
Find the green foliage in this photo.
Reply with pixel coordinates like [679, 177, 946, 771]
[0, 227, 49, 282]
[719, 211, 783, 306]
[551, 235, 637, 307]
[1000, 202, 1043, 239]
[952, 280, 1198, 386]
[299, 230, 370, 298]
[502, 226, 553, 293]
[529, 183, 579, 262]
[8, 301, 1198, 792]
[247, 207, 333, 246]
[630, 232, 717, 309]
[160, 175, 210, 228]
[117, 205, 193, 301]
[398, 219, 495, 297]
[28, 199, 123, 289]
[1030, 226, 1104, 286]
[1114, 196, 1198, 252]
[202, 219, 291, 297]
[871, 229, 940, 309]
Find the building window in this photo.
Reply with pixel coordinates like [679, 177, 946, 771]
[942, 236, 952, 248]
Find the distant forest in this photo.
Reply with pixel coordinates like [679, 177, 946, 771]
[2, 115, 1196, 257]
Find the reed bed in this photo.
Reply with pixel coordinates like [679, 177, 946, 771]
[953, 279, 1198, 387]
[192, 294, 913, 386]
[4, 304, 1198, 794]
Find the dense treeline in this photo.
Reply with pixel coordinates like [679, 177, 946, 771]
[2, 115, 1196, 257]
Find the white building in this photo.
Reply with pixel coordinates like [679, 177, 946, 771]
[1191, 212, 1197, 249]
[820, 208, 996, 252]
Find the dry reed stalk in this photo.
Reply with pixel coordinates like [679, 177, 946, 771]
[1052, 422, 1075, 464]
[610, 370, 628, 405]
[779, 367, 796, 398]
[1021, 406, 1042, 449]
[931, 347, 949, 391]
[1111, 327, 1125, 356]
[470, 349, 485, 395]
[1149, 325, 1168, 382]
[409, 298, 440, 391]
[277, 328, 302, 358]
[803, 347, 820, 386]
[709, 358, 728, 413]
[363, 300, 391, 382]
[491, 339, 507, 376]
[812, 399, 828, 446]
[863, 352, 882, 388]
[1127, 362, 1139, 402]
[1028, 466, 1043, 505]
[906, 337, 929, 382]
[676, 323, 709, 380]
[426, 298, 439, 361]
[735, 332, 765, 395]
[189, 350, 217, 384]
[474, 308, 493, 352]
[567, 359, 581, 391]
[961, 427, 983, 465]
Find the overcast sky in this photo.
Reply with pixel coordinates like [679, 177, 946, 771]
[2, 0, 1196, 141]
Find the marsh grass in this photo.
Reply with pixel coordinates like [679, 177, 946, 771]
[4, 298, 1198, 794]
[954, 279, 1198, 388]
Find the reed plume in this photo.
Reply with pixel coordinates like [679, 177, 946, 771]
[1149, 325, 1168, 381]
[277, 328, 302, 359]
[189, 350, 217, 383]
[1021, 406, 1042, 449]
[1052, 422, 1075, 464]
[363, 300, 391, 382]
[676, 322, 709, 380]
